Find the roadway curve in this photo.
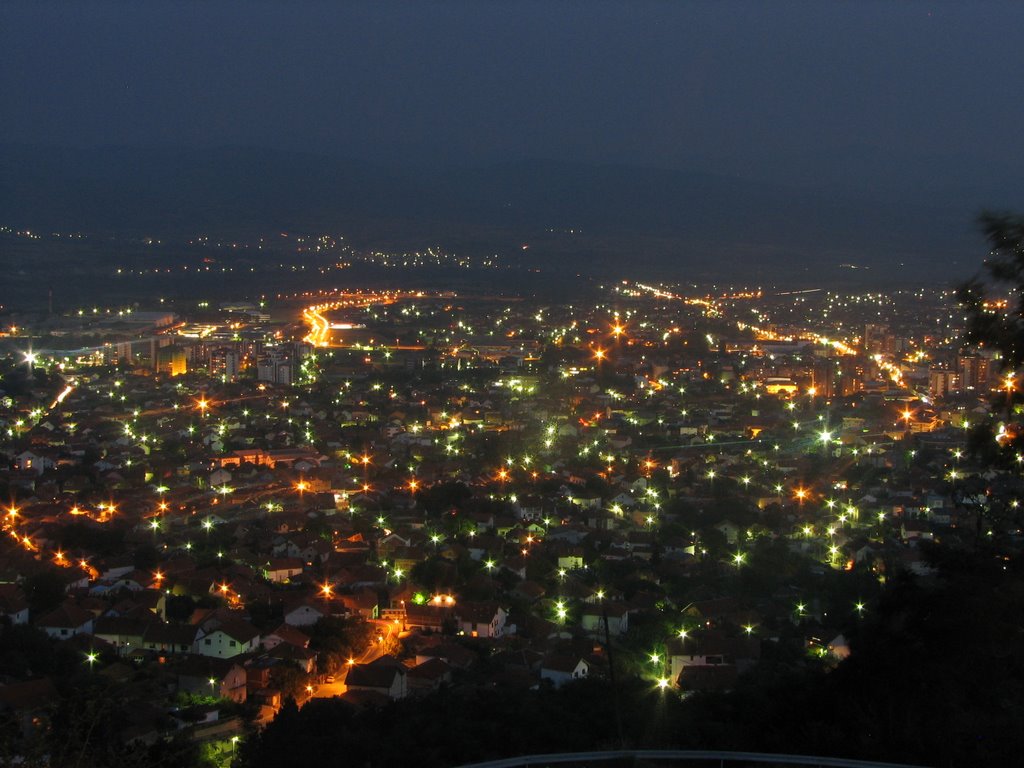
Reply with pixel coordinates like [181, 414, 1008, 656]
[301, 290, 418, 348]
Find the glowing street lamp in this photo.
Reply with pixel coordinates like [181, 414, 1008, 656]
[555, 600, 567, 622]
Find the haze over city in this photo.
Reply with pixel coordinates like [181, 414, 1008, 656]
[3, 1, 1024, 283]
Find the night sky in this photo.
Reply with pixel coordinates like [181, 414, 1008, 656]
[4, 1, 1023, 175]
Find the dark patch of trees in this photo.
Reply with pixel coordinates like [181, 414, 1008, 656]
[239, 546, 1024, 768]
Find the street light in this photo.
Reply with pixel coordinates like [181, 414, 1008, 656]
[555, 600, 567, 622]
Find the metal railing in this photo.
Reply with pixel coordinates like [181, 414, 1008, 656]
[455, 749, 930, 768]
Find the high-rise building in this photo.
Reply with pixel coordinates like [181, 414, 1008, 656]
[929, 368, 960, 398]
[958, 354, 992, 391]
[257, 348, 293, 385]
[210, 347, 241, 381]
[156, 345, 187, 377]
[863, 324, 889, 355]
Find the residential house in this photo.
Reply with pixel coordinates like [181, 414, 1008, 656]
[406, 658, 452, 698]
[667, 632, 760, 691]
[456, 601, 507, 638]
[344, 656, 408, 700]
[267, 642, 318, 674]
[405, 604, 452, 633]
[36, 603, 94, 639]
[261, 624, 310, 652]
[176, 656, 248, 703]
[540, 654, 589, 688]
[581, 603, 630, 637]
[14, 451, 54, 474]
[142, 622, 202, 655]
[339, 589, 379, 620]
[282, 600, 326, 628]
[0, 584, 29, 624]
[264, 557, 305, 584]
[194, 619, 260, 659]
[93, 615, 148, 656]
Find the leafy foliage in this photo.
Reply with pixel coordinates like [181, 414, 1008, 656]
[958, 212, 1024, 368]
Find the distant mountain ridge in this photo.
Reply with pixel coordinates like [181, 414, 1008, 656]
[0, 143, 1016, 280]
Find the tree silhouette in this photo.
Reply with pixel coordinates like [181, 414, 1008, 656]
[958, 212, 1024, 369]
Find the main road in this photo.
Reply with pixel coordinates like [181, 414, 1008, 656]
[300, 290, 427, 348]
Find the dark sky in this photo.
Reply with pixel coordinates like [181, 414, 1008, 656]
[3, 0, 1023, 173]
